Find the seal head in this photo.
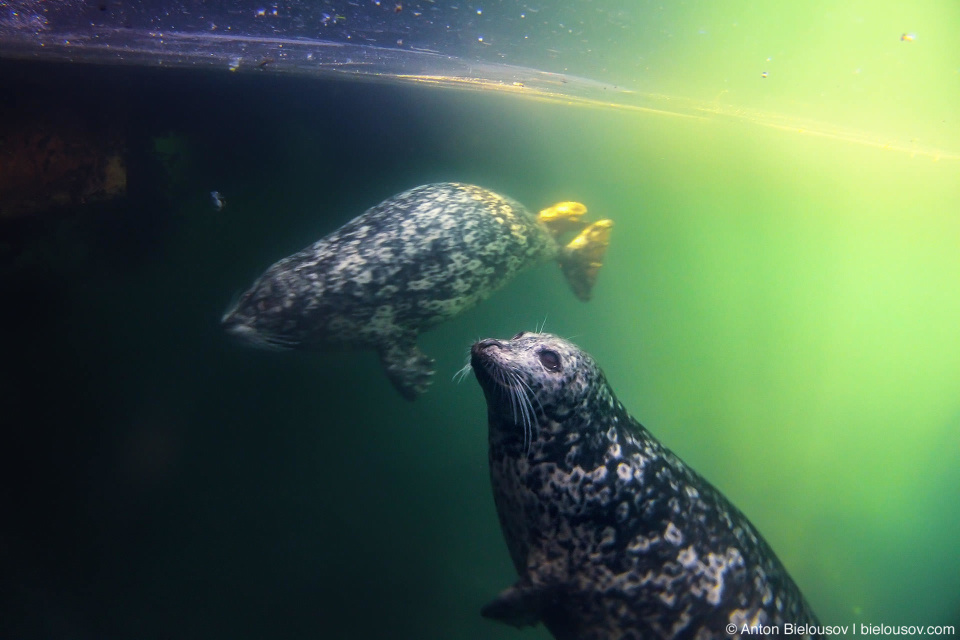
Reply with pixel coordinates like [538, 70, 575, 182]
[471, 332, 820, 640]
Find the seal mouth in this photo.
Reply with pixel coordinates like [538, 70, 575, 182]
[222, 314, 299, 351]
[470, 339, 508, 389]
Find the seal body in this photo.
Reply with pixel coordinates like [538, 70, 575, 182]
[470, 332, 820, 640]
[223, 183, 612, 399]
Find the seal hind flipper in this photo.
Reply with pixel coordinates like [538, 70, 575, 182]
[537, 201, 588, 237]
[557, 219, 614, 301]
[378, 339, 434, 400]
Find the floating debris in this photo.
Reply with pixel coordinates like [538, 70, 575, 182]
[211, 191, 226, 211]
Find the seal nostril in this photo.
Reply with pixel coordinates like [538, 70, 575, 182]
[476, 339, 503, 350]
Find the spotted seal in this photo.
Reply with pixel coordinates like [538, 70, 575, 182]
[470, 332, 820, 640]
[222, 183, 613, 399]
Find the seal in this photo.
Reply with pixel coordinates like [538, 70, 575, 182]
[470, 332, 820, 640]
[222, 183, 613, 400]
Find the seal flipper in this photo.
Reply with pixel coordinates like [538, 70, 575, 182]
[537, 201, 588, 236]
[481, 583, 547, 628]
[378, 339, 434, 400]
[482, 582, 580, 640]
[557, 219, 614, 301]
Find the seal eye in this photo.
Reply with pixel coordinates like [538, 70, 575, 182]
[538, 349, 562, 372]
[513, 331, 527, 340]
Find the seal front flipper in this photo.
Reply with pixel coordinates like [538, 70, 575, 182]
[378, 338, 434, 400]
[482, 583, 579, 640]
[480, 583, 548, 628]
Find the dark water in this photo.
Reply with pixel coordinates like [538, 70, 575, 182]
[1, 60, 566, 640]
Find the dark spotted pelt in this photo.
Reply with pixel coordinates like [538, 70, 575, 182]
[223, 183, 611, 400]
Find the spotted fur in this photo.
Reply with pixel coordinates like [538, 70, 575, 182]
[222, 183, 560, 399]
[471, 333, 820, 640]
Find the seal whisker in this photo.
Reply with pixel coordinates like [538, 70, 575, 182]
[504, 369, 528, 452]
[484, 362, 516, 420]
[452, 360, 474, 384]
[261, 333, 301, 349]
[536, 314, 548, 334]
[512, 371, 543, 417]
[227, 324, 300, 351]
[509, 369, 539, 454]
[500, 367, 527, 453]
[497, 367, 527, 442]
[505, 370, 522, 429]
[500, 368, 528, 449]
[221, 289, 243, 323]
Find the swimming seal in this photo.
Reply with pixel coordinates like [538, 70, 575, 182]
[222, 183, 613, 400]
[470, 332, 820, 640]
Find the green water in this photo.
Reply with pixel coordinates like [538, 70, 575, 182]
[3, 4, 960, 636]
[420, 91, 960, 634]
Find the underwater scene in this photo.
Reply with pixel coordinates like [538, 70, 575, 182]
[2, 1, 959, 639]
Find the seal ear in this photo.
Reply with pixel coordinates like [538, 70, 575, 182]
[378, 339, 434, 400]
[557, 219, 614, 301]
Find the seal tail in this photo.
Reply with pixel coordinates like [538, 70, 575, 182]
[556, 219, 614, 301]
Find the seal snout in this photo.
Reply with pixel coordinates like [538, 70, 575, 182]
[471, 339, 508, 388]
[221, 313, 257, 342]
[221, 308, 283, 350]
[221, 305, 250, 335]
[471, 338, 506, 366]
[473, 338, 504, 353]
